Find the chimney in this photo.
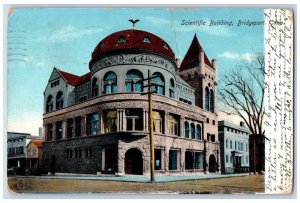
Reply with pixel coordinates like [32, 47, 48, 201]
[212, 59, 217, 81]
[176, 58, 181, 69]
[39, 127, 43, 137]
[240, 121, 245, 127]
[199, 49, 205, 75]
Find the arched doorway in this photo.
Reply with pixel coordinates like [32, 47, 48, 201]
[208, 154, 217, 173]
[125, 148, 143, 175]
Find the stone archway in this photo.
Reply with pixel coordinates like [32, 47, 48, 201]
[125, 148, 143, 175]
[208, 154, 217, 173]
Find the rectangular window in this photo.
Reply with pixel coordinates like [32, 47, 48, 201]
[195, 152, 204, 169]
[155, 149, 162, 170]
[104, 110, 117, 133]
[87, 113, 99, 135]
[104, 148, 117, 171]
[56, 121, 63, 140]
[168, 114, 179, 136]
[185, 151, 194, 170]
[226, 139, 228, 149]
[246, 143, 248, 152]
[153, 111, 163, 134]
[47, 123, 53, 141]
[75, 117, 81, 137]
[230, 155, 233, 163]
[169, 150, 178, 170]
[230, 140, 232, 149]
[235, 141, 237, 150]
[125, 109, 143, 131]
[67, 119, 73, 138]
[226, 155, 229, 163]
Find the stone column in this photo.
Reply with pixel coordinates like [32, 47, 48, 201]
[144, 110, 149, 132]
[117, 147, 125, 175]
[62, 120, 67, 139]
[122, 109, 126, 132]
[117, 109, 121, 131]
[101, 148, 105, 171]
[143, 109, 147, 131]
[180, 118, 184, 138]
[100, 113, 104, 134]
[164, 112, 168, 135]
[81, 115, 87, 137]
[165, 146, 170, 172]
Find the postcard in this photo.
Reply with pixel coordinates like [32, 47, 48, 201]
[5, 7, 294, 195]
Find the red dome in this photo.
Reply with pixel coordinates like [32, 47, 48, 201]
[91, 29, 175, 61]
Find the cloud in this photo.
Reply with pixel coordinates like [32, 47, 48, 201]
[40, 25, 104, 43]
[144, 16, 171, 25]
[218, 51, 255, 62]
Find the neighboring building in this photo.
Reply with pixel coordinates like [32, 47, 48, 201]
[26, 139, 43, 175]
[7, 132, 42, 175]
[218, 121, 251, 174]
[42, 28, 219, 176]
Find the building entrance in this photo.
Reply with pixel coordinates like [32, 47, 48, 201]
[125, 148, 143, 175]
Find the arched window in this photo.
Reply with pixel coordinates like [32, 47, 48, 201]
[118, 36, 126, 43]
[169, 78, 175, 98]
[152, 72, 165, 95]
[103, 72, 117, 94]
[184, 121, 190, 138]
[205, 87, 209, 111]
[46, 95, 53, 112]
[126, 69, 143, 92]
[92, 77, 99, 97]
[143, 37, 151, 43]
[56, 91, 64, 110]
[191, 123, 195, 139]
[168, 114, 179, 136]
[196, 124, 201, 140]
[153, 111, 163, 133]
[210, 89, 214, 113]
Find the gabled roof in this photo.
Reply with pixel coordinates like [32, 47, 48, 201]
[180, 34, 212, 71]
[29, 139, 43, 148]
[56, 68, 91, 87]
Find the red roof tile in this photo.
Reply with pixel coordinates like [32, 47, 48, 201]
[180, 34, 212, 71]
[57, 69, 91, 86]
[91, 29, 175, 61]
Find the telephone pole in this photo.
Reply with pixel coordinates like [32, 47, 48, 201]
[148, 70, 155, 182]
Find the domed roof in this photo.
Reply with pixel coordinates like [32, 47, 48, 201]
[91, 29, 175, 61]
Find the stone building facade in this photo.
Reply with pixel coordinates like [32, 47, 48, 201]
[218, 121, 250, 174]
[42, 29, 220, 176]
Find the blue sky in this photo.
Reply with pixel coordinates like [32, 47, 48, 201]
[7, 8, 264, 135]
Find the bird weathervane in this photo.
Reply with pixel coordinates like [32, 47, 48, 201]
[129, 19, 140, 30]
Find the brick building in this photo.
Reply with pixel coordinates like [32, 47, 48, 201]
[42, 29, 219, 176]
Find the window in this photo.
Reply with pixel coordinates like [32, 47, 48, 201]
[125, 108, 143, 131]
[87, 113, 99, 135]
[153, 111, 163, 133]
[104, 148, 117, 171]
[56, 121, 63, 140]
[151, 72, 165, 95]
[226, 139, 228, 149]
[230, 140, 232, 149]
[163, 43, 169, 50]
[169, 150, 178, 170]
[235, 141, 237, 150]
[169, 79, 175, 98]
[103, 72, 117, 94]
[191, 123, 195, 139]
[184, 121, 190, 138]
[118, 36, 126, 43]
[99, 41, 104, 48]
[196, 124, 201, 140]
[168, 114, 179, 136]
[185, 151, 194, 169]
[143, 37, 151, 43]
[56, 91, 64, 110]
[226, 155, 229, 163]
[47, 123, 53, 141]
[155, 149, 162, 170]
[205, 87, 209, 111]
[212, 120, 215, 125]
[67, 119, 73, 138]
[104, 110, 117, 133]
[211, 134, 215, 142]
[92, 77, 99, 97]
[125, 69, 143, 92]
[46, 95, 53, 112]
[195, 152, 204, 169]
[230, 155, 233, 163]
[75, 116, 81, 137]
[241, 142, 244, 151]
[206, 118, 209, 123]
[246, 143, 248, 152]
[51, 80, 59, 88]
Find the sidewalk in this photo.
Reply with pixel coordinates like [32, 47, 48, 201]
[19, 173, 250, 183]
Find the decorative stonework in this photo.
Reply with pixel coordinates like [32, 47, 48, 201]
[92, 54, 176, 73]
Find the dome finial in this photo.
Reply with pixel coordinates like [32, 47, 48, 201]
[128, 19, 140, 30]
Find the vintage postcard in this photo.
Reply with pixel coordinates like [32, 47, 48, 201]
[5, 7, 294, 195]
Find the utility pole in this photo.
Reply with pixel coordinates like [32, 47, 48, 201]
[148, 70, 155, 182]
[140, 69, 156, 182]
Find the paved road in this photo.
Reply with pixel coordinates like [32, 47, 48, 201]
[16, 173, 250, 183]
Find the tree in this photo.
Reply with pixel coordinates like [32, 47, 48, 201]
[218, 53, 265, 174]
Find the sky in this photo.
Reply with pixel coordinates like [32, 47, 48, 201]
[7, 8, 264, 135]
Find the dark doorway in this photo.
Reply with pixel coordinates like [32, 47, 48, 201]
[208, 154, 217, 173]
[235, 156, 241, 167]
[50, 155, 56, 175]
[125, 148, 143, 175]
